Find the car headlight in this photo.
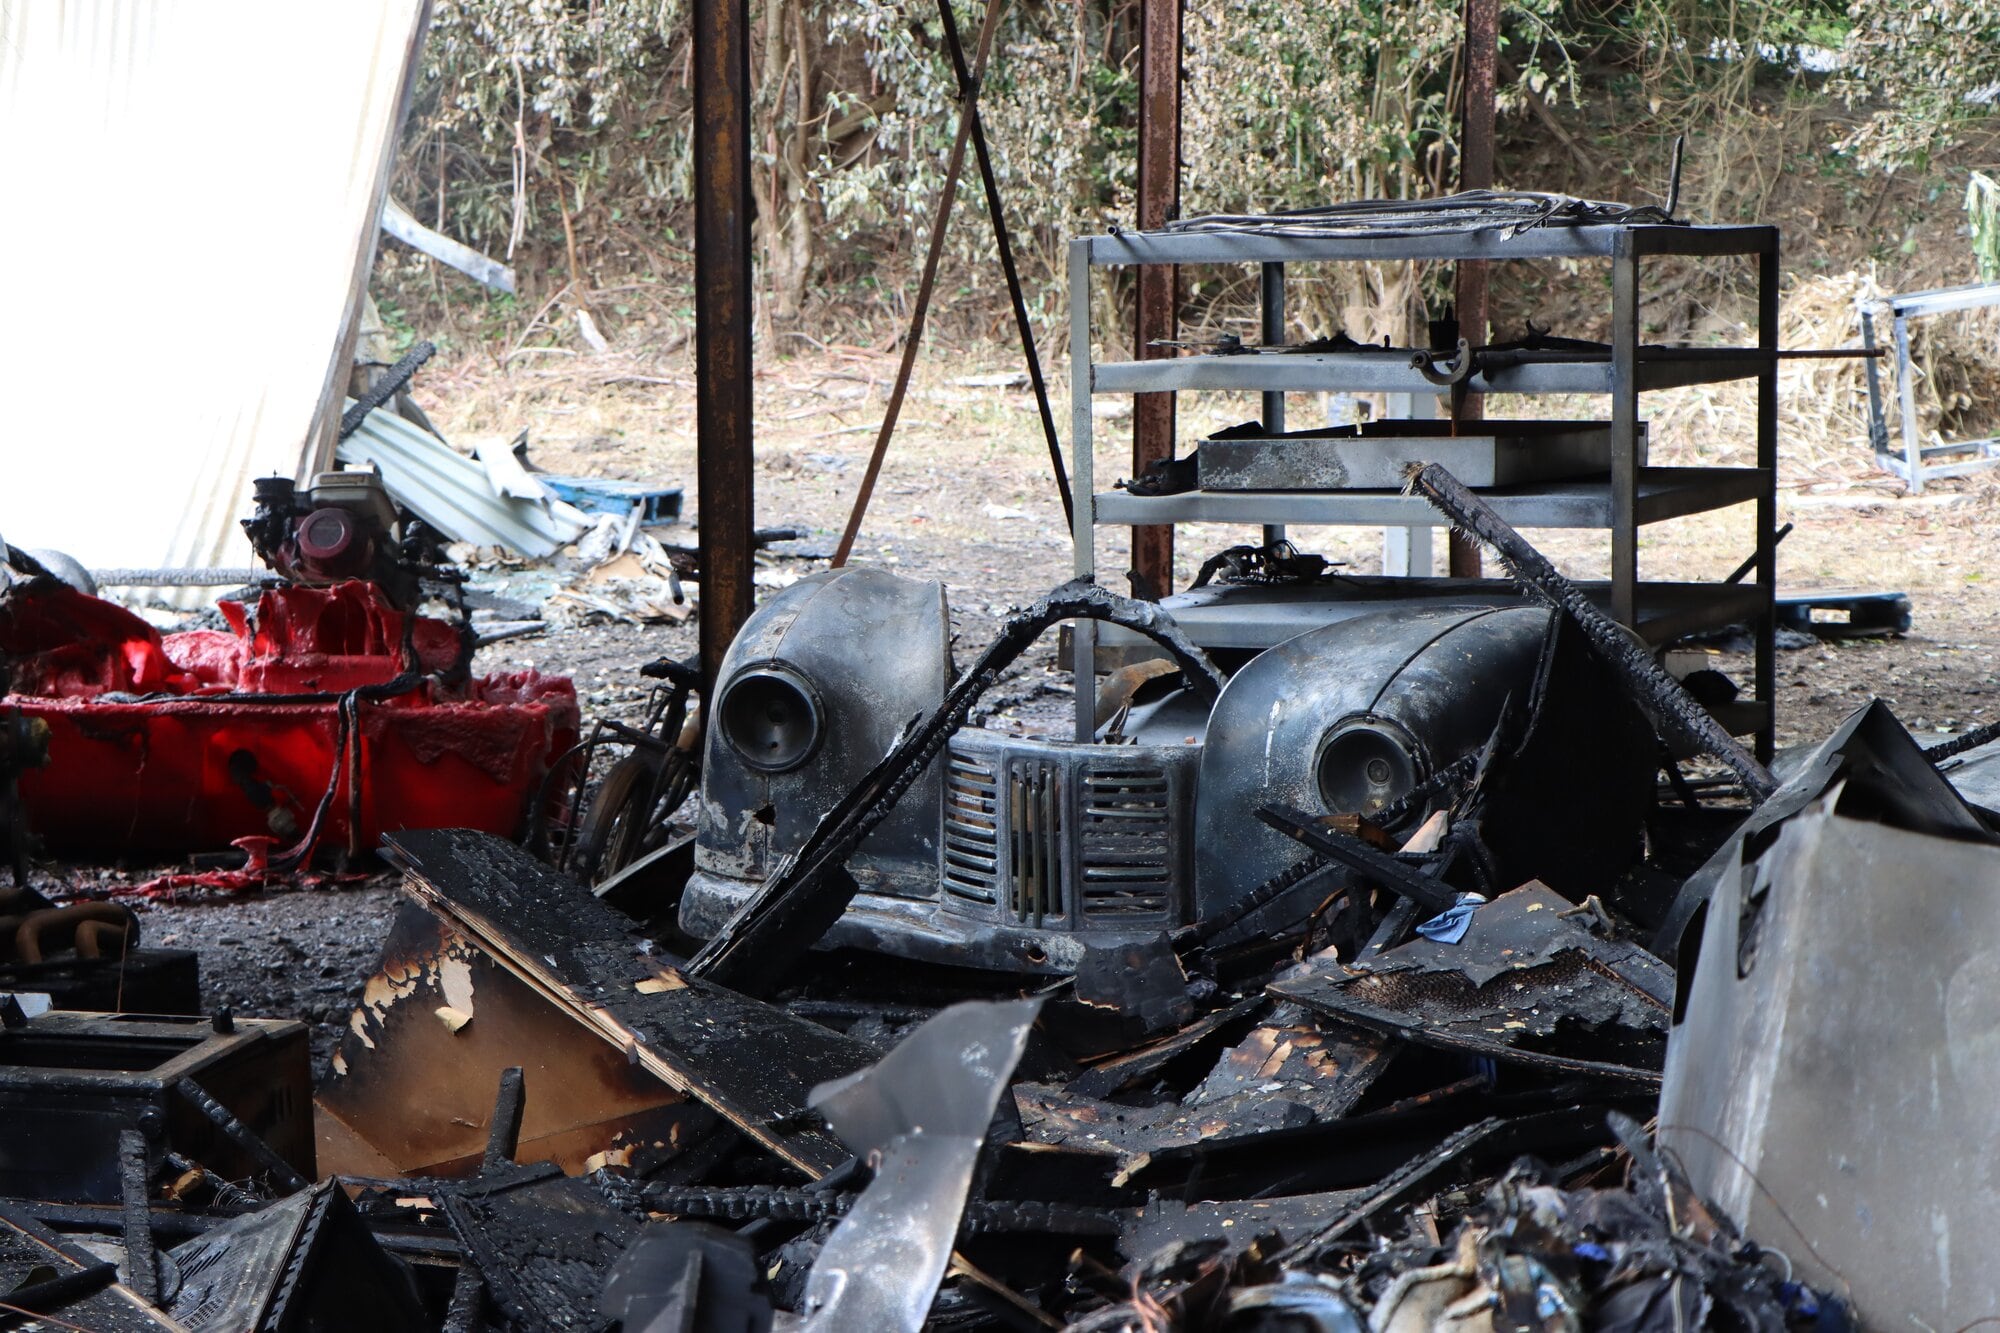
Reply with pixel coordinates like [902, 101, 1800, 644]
[1315, 716, 1420, 822]
[718, 664, 823, 773]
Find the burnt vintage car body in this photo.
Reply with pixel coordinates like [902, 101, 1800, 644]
[682, 567, 1651, 974]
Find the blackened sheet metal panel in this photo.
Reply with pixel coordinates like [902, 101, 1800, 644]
[1660, 810, 2000, 1328]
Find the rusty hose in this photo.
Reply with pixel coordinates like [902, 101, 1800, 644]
[13, 903, 138, 963]
[73, 917, 131, 959]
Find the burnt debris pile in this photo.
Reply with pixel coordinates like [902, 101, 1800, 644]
[7, 499, 2000, 1327]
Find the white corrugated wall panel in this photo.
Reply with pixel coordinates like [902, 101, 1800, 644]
[0, 0, 431, 598]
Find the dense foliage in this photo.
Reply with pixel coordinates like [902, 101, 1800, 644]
[383, 0, 1993, 338]
[393, 0, 1579, 329]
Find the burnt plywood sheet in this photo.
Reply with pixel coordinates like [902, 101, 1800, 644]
[318, 900, 704, 1179]
[388, 828, 874, 1177]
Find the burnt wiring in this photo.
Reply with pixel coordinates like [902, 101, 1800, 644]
[1159, 189, 1679, 240]
[1189, 540, 1332, 588]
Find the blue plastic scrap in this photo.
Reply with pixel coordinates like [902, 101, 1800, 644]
[1414, 892, 1488, 944]
[541, 475, 684, 524]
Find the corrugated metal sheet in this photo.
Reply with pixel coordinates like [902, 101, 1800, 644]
[337, 408, 592, 556]
[0, 0, 432, 602]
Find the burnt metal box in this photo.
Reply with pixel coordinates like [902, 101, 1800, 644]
[0, 1009, 313, 1202]
[1197, 418, 1641, 490]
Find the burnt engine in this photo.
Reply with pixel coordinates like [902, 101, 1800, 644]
[241, 471, 418, 609]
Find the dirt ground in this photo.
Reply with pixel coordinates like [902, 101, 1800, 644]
[36, 343, 2000, 1072]
[427, 344, 2000, 751]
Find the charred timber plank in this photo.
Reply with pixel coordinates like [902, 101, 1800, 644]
[116, 1131, 159, 1305]
[442, 1266, 486, 1333]
[1404, 461, 1774, 799]
[387, 829, 872, 1177]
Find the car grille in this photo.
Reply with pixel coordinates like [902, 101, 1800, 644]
[939, 730, 1194, 929]
[1077, 767, 1174, 917]
[941, 752, 1000, 904]
[1007, 759, 1065, 923]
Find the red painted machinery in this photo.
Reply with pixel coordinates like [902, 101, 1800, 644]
[0, 565, 578, 859]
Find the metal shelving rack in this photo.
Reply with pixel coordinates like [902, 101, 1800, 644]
[1066, 220, 1780, 759]
[1860, 280, 2000, 492]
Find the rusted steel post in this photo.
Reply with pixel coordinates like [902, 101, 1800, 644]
[694, 0, 757, 695]
[1449, 0, 1497, 580]
[1130, 0, 1182, 600]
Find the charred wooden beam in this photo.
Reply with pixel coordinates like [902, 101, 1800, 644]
[481, 1067, 526, 1170]
[117, 1130, 159, 1304]
[1404, 461, 1776, 800]
[1254, 804, 1458, 916]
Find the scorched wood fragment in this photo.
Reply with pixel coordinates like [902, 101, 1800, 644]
[386, 828, 874, 1177]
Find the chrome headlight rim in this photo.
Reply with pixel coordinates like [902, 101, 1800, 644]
[717, 660, 825, 774]
[1311, 712, 1427, 825]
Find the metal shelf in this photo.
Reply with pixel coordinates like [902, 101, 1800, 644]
[1092, 348, 1775, 397]
[1065, 214, 1782, 759]
[1087, 578, 1768, 653]
[1082, 222, 1777, 267]
[1091, 467, 1767, 530]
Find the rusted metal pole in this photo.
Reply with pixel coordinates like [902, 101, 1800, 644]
[1130, 0, 1182, 600]
[830, 0, 1008, 569]
[1448, 0, 1496, 580]
[694, 0, 757, 694]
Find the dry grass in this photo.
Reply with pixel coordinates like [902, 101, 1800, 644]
[407, 330, 2000, 633]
